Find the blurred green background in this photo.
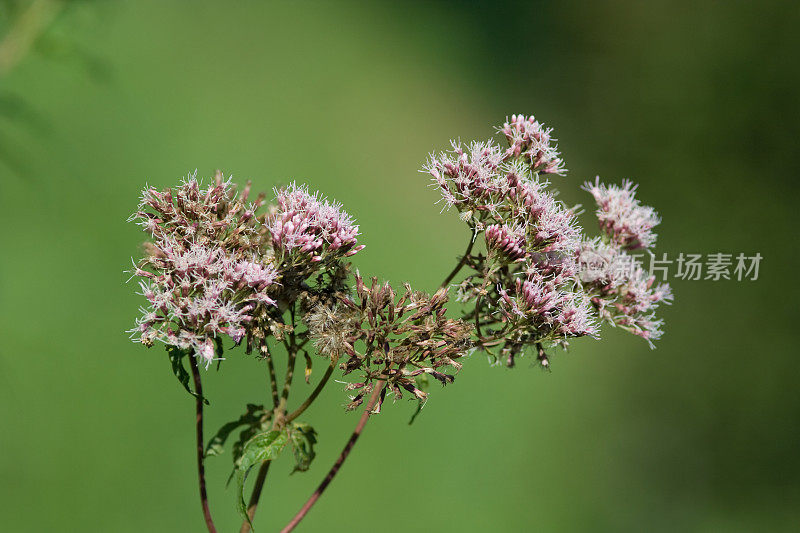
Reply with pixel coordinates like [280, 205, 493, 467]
[1, 1, 798, 531]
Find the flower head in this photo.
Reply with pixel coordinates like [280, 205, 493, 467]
[498, 272, 598, 340]
[128, 171, 278, 367]
[485, 223, 527, 261]
[268, 182, 364, 268]
[423, 140, 507, 212]
[583, 177, 660, 250]
[499, 114, 566, 175]
[425, 141, 580, 262]
[130, 170, 266, 255]
[578, 237, 672, 347]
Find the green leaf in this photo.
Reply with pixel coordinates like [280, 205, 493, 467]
[235, 429, 289, 527]
[289, 422, 317, 474]
[225, 424, 259, 488]
[205, 404, 266, 458]
[166, 346, 209, 405]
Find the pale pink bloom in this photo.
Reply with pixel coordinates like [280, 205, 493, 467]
[196, 338, 218, 369]
[423, 140, 507, 211]
[498, 273, 597, 339]
[499, 114, 567, 175]
[129, 174, 280, 367]
[578, 238, 672, 346]
[583, 178, 660, 250]
[554, 293, 598, 338]
[504, 170, 581, 256]
[269, 182, 363, 263]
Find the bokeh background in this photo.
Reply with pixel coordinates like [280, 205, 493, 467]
[1, 1, 798, 531]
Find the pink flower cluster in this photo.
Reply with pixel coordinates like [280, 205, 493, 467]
[424, 140, 507, 212]
[268, 182, 364, 266]
[580, 251, 673, 344]
[427, 113, 674, 358]
[133, 246, 277, 367]
[578, 177, 673, 345]
[485, 223, 526, 261]
[424, 131, 579, 260]
[500, 114, 567, 175]
[425, 115, 593, 362]
[133, 172, 264, 252]
[499, 273, 598, 340]
[129, 173, 279, 367]
[583, 177, 660, 250]
[504, 169, 581, 255]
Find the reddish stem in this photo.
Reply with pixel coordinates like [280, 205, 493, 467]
[189, 357, 218, 533]
[280, 381, 385, 533]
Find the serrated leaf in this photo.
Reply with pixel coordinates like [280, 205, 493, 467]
[225, 424, 260, 488]
[289, 422, 317, 474]
[205, 404, 266, 458]
[166, 346, 208, 404]
[235, 429, 289, 528]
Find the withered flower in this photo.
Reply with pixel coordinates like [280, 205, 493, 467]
[305, 273, 473, 410]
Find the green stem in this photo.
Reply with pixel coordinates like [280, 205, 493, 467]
[281, 305, 299, 403]
[241, 309, 299, 531]
[281, 344, 297, 404]
[439, 226, 478, 289]
[286, 360, 336, 423]
[265, 345, 280, 409]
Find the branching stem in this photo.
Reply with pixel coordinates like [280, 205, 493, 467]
[280, 380, 386, 533]
[286, 360, 336, 423]
[241, 307, 303, 531]
[439, 226, 478, 289]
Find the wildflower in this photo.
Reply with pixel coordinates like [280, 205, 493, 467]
[425, 140, 580, 264]
[130, 170, 267, 255]
[485, 223, 527, 261]
[577, 238, 625, 288]
[499, 114, 567, 175]
[582, 177, 660, 250]
[268, 182, 364, 268]
[578, 237, 672, 346]
[427, 114, 672, 357]
[128, 172, 279, 367]
[498, 273, 597, 340]
[423, 140, 507, 213]
[553, 292, 597, 338]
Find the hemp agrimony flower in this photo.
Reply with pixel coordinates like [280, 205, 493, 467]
[128, 172, 278, 367]
[425, 114, 671, 366]
[127, 112, 674, 533]
[500, 113, 567, 175]
[578, 178, 673, 344]
[269, 182, 364, 267]
[582, 177, 660, 250]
